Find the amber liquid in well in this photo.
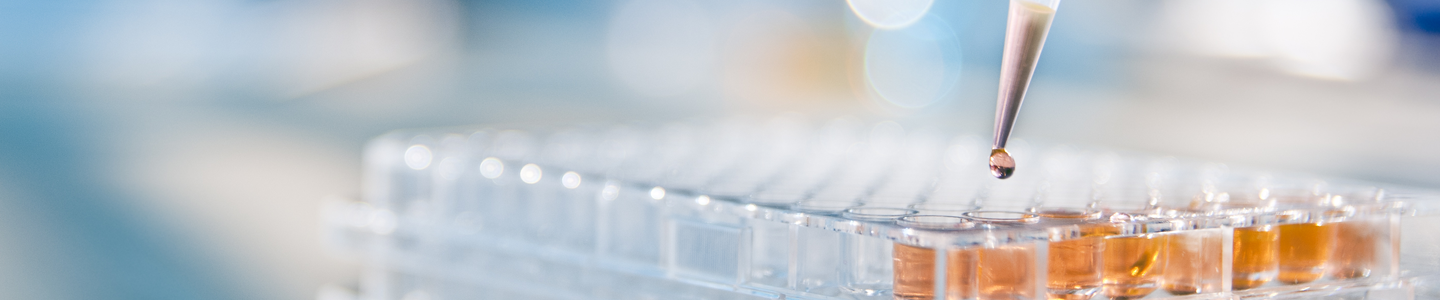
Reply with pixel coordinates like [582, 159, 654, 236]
[1043, 223, 1106, 300]
[1232, 226, 1278, 290]
[1047, 237, 1103, 300]
[979, 245, 1038, 300]
[894, 244, 937, 300]
[1330, 221, 1379, 279]
[895, 244, 982, 300]
[1102, 235, 1165, 300]
[949, 248, 978, 300]
[944, 248, 979, 300]
[1278, 222, 1337, 284]
[1160, 232, 1224, 295]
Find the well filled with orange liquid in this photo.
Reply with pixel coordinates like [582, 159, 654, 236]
[1232, 226, 1278, 290]
[979, 244, 1038, 300]
[1160, 231, 1224, 295]
[1047, 236, 1103, 300]
[1037, 209, 1107, 300]
[1278, 222, 1337, 284]
[1329, 220, 1380, 279]
[949, 248, 978, 299]
[894, 244, 938, 300]
[1102, 234, 1165, 299]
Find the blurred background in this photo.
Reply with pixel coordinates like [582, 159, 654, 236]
[0, 0, 1438, 299]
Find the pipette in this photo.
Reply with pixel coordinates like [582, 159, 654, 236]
[990, 0, 1060, 179]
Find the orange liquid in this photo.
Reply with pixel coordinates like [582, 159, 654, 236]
[1278, 222, 1337, 284]
[894, 244, 981, 300]
[894, 244, 937, 300]
[1160, 231, 1224, 295]
[1232, 226, 1278, 290]
[1105, 233, 1163, 300]
[1329, 221, 1378, 279]
[1102, 234, 1165, 300]
[979, 245, 1037, 300]
[1046, 229, 1105, 300]
[949, 248, 978, 299]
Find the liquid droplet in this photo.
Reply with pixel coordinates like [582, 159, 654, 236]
[989, 148, 1015, 179]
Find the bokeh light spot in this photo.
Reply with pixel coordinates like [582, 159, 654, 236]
[404, 145, 432, 170]
[562, 171, 582, 189]
[520, 164, 543, 184]
[864, 15, 962, 109]
[847, 0, 934, 29]
[479, 157, 504, 179]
